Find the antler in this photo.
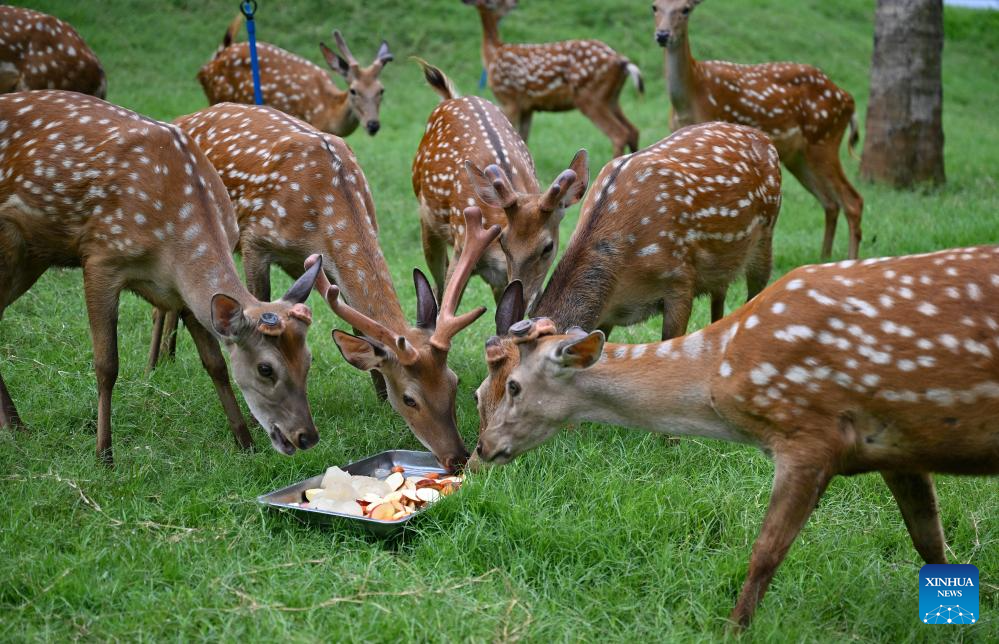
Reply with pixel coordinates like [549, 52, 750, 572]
[304, 254, 419, 364]
[429, 207, 502, 351]
[333, 30, 358, 67]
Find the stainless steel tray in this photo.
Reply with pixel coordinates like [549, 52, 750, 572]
[257, 450, 454, 537]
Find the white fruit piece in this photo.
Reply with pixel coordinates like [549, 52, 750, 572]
[385, 472, 405, 491]
[416, 488, 441, 503]
[320, 466, 353, 490]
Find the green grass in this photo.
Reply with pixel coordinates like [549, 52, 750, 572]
[2, 0, 998, 640]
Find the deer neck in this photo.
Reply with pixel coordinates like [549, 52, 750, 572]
[319, 85, 359, 137]
[532, 241, 618, 331]
[477, 7, 503, 70]
[322, 242, 409, 334]
[664, 33, 700, 121]
[173, 235, 260, 335]
[567, 329, 744, 443]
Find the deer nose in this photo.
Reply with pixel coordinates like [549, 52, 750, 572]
[656, 30, 671, 46]
[442, 447, 470, 472]
[365, 120, 380, 135]
[293, 427, 319, 450]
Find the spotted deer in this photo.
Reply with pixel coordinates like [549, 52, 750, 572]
[474, 245, 999, 627]
[146, 104, 388, 395]
[472, 122, 781, 433]
[413, 61, 588, 309]
[198, 17, 392, 137]
[0, 6, 106, 98]
[652, 0, 863, 259]
[304, 207, 501, 471]
[463, 0, 643, 157]
[0, 91, 326, 463]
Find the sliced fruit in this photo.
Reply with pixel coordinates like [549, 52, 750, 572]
[385, 472, 405, 491]
[391, 466, 405, 474]
[304, 488, 327, 502]
[368, 503, 396, 521]
[416, 488, 441, 503]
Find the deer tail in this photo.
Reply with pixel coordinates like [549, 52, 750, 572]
[625, 61, 644, 96]
[847, 113, 860, 158]
[222, 14, 242, 51]
[412, 57, 459, 101]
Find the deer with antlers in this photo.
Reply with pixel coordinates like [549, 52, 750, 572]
[198, 17, 392, 137]
[652, 0, 863, 259]
[463, 0, 644, 157]
[304, 206, 500, 471]
[145, 103, 388, 397]
[472, 122, 781, 432]
[0, 6, 106, 98]
[0, 91, 326, 463]
[413, 60, 588, 310]
[473, 246, 999, 627]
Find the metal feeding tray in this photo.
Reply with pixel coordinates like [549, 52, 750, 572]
[257, 450, 456, 537]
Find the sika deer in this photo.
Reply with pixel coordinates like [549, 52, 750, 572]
[0, 91, 325, 462]
[652, 0, 862, 259]
[147, 103, 385, 401]
[463, 0, 643, 156]
[413, 61, 588, 310]
[198, 17, 392, 137]
[474, 247, 999, 627]
[0, 6, 106, 98]
[305, 207, 501, 471]
[473, 123, 781, 434]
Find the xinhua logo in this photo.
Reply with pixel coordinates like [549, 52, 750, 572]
[919, 564, 979, 625]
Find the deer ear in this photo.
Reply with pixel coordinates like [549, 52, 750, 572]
[464, 161, 517, 209]
[320, 42, 351, 78]
[282, 254, 322, 304]
[374, 40, 393, 66]
[332, 330, 386, 371]
[564, 149, 589, 207]
[553, 330, 605, 369]
[211, 293, 249, 338]
[495, 280, 526, 335]
[413, 268, 439, 330]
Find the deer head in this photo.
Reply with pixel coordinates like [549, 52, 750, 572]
[308, 208, 501, 471]
[320, 31, 393, 135]
[474, 281, 526, 436]
[461, 0, 518, 19]
[464, 149, 588, 310]
[211, 256, 325, 455]
[474, 318, 604, 466]
[652, 0, 704, 48]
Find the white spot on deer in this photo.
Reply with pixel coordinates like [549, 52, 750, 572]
[917, 302, 938, 316]
[630, 345, 647, 359]
[938, 334, 960, 351]
[745, 314, 760, 329]
[771, 302, 786, 314]
[637, 244, 659, 257]
[845, 297, 878, 318]
[785, 366, 810, 384]
[774, 325, 814, 342]
[683, 333, 704, 358]
[861, 373, 880, 387]
[786, 278, 804, 290]
[750, 362, 778, 386]
[719, 361, 732, 378]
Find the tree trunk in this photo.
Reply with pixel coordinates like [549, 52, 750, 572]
[860, 0, 945, 187]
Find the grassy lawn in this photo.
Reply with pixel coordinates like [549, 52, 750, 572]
[2, 0, 998, 640]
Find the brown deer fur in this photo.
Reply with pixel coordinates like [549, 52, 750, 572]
[464, 0, 643, 157]
[0, 91, 326, 462]
[475, 245, 999, 627]
[0, 6, 106, 98]
[652, 0, 862, 259]
[413, 61, 587, 309]
[198, 18, 392, 137]
[474, 122, 781, 435]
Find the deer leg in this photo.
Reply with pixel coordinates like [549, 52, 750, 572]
[179, 309, 254, 450]
[730, 458, 832, 629]
[421, 223, 449, 301]
[242, 245, 273, 302]
[745, 234, 773, 301]
[82, 268, 123, 466]
[786, 152, 841, 261]
[518, 110, 534, 143]
[145, 307, 166, 375]
[881, 471, 947, 564]
[829, 156, 864, 260]
[710, 287, 728, 323]
[578, 101, 629, 158]
[662, 288, 694, 340]
[0, 368, 24, 430]
[161, 310, 179, 361]
[610, 102, 640, 153]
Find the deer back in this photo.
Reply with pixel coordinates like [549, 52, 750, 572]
[198, 41, 353, 136]
[534, 122, 781, 330]
[0, 6, 106, 98]
[175, 103, 401, 323]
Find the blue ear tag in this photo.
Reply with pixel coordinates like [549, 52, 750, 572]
[260, 312, 280, 328]
[509, 319, 533, 337]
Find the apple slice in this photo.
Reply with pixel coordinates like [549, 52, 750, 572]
[368, 503, 396, 521]
[416, 487, 441, 503]
[401, 489, 421, 503]
[304, 488, 327, 502]
[385, 472, 405, 491]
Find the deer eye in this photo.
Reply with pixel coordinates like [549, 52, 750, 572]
[681, 6, 690, 14]
[508, 380, 521, 397]
[257, 363, 274, 378]
[651, 4, 657, 12]
[472, 390, 479, 404]
[349, 88, 357, 96]
[403, 394, 418, 408]
[542, 241, 554, 256]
